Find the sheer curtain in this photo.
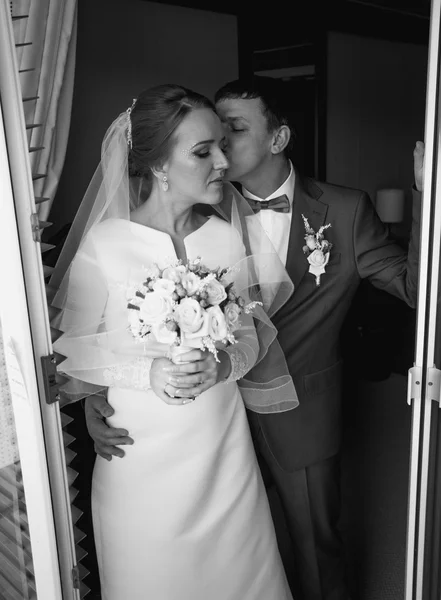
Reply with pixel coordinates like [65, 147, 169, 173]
[13, 0, 77, 221]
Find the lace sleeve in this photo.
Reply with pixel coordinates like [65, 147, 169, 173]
[52, 230, 164, 401]
[223, 311, 259, 383]
[103, 356, 153, 391]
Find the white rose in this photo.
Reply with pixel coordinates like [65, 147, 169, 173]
[307, 249, 330, 268]
[139, 291, 173, 325]
[224, 302, 241, 332]
[207, 305, 228, 341]
[175, 298, 209, 336]
[181, 311, 210, 344]
[305, 235, 316, 251]
[162, 265, 186, 283]
[152, 279, 176, 297]
[205, 279, 227, 306]
[181, 272, 201, 296]
[151, 322, 178, 345]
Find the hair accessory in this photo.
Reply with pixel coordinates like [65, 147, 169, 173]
[126, 98, 137, 149]
[162, 175, 169, 192]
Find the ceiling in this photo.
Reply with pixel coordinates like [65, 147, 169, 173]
[146, 0, 431, 49]
[147, 0, 430, 19]
[345, 0, 429, 18]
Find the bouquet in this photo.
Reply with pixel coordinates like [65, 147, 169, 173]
[126, 257, 261, 361]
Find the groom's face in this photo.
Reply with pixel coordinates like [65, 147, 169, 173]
[215, 97, 274, 185]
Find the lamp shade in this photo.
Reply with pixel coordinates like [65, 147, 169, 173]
[375, 188, 405, 223]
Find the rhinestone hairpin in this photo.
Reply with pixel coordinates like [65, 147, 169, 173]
[126, 98, 137, 149]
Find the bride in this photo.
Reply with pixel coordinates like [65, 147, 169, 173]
[51, 84, 298, 600]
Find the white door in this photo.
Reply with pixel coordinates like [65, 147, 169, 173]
[0, 1, 83, 598]
[405, 1, 441, 598]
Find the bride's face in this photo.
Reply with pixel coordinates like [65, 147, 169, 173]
[163, 108, 229, 206]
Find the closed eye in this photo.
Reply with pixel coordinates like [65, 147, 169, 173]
[194, 150, 210, 159]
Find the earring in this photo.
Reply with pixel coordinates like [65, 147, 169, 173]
[162, 175, 169, 192]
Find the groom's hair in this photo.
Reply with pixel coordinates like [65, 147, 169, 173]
[214, 76, 296, 152]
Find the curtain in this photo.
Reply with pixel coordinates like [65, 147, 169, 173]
[13, 0, 77, 221]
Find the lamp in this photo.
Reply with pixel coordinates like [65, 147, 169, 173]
[375, 188, 405, 225]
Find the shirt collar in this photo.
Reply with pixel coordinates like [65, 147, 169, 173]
[242, 161, 295, 204]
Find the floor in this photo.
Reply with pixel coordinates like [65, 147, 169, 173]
[341, 374, 411, 599]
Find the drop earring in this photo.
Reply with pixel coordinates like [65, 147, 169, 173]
[162, 175, 169, 192]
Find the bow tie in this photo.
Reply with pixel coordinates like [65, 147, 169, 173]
[245, 194, 291, 214]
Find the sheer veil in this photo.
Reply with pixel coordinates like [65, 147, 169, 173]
[49, 111, 132, 299]
[50, 107, 298, 413]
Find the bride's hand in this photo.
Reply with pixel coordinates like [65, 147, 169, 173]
[150, 357, 204, 405]
[162, 349, 232, 402]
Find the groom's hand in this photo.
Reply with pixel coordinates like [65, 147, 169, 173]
[84, 395, 134, 461]
[414, 140, 424, 192]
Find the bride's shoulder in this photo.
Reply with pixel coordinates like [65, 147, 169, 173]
[208, 215, 243, 244]
[206, 215, 246, 262]
[87, 218, 131, 243]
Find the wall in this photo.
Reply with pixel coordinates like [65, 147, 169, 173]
[50, 0, 238, 233]
[326, 32, 427, 235]
[326, 33, 427, 591]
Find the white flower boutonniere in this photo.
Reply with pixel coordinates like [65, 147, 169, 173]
[301, 214, 333, 286]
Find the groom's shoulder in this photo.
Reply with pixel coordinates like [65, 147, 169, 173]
[301, 177, 369, 211]
[306, 176, 368, 206]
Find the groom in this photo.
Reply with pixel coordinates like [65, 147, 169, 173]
[84, 76, 423, 599]
[213, 76, 422, 600]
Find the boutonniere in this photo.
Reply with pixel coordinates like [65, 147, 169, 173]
[301, 214, 333, 286]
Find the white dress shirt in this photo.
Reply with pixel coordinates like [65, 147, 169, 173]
[242, 161, 295, 266]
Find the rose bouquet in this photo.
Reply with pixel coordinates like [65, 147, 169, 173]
[126, 258, 260, 361]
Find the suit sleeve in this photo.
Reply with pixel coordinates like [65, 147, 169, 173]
[354, 188, 421, 308]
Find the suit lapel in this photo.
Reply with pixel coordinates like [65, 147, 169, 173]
[286, 172, 329, 290]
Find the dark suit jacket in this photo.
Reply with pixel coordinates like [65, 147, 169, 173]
[251, 173, 420, 472]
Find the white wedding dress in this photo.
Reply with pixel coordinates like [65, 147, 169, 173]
[65, 215, 292, 600]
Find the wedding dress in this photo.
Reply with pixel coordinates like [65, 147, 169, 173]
[70, 214, 294, 600]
